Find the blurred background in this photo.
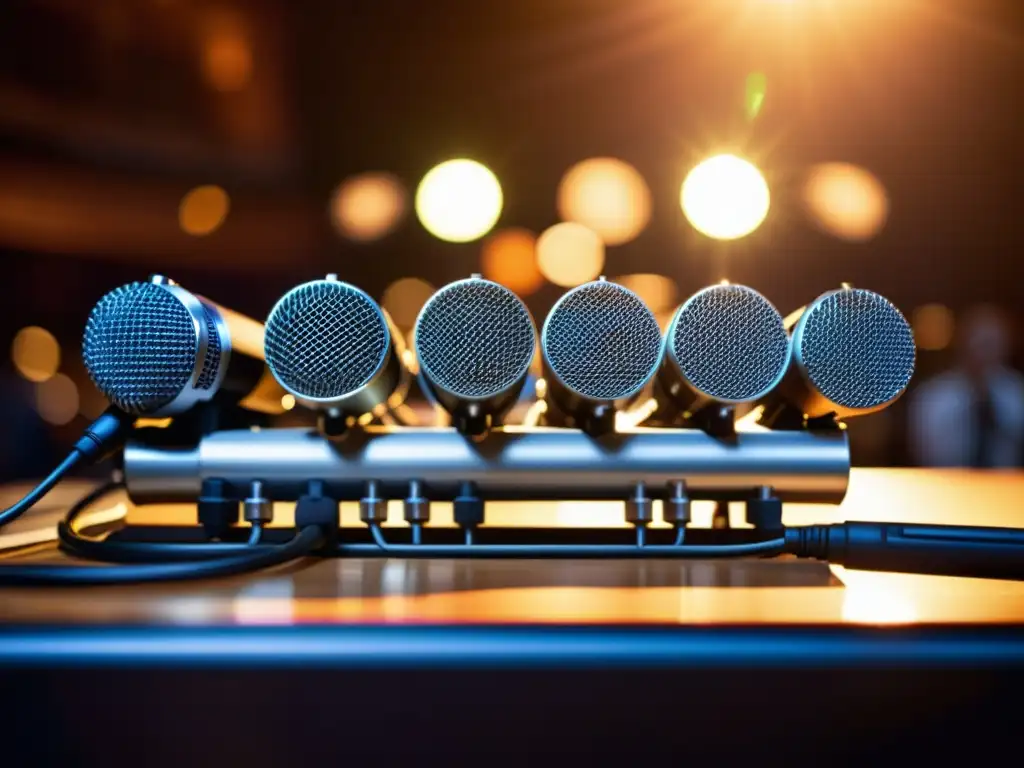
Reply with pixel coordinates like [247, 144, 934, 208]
[2, 0, 1023, 478]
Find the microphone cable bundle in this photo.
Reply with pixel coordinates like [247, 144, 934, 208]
[2, 273, 1024, 586]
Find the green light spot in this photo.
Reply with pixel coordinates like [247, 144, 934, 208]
[745, 72, 767, 120]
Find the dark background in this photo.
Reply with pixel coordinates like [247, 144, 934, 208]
[1, 0, 1022, 473]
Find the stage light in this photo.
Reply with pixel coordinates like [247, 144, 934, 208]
[481, 228, 544, 296]
[330, 173, 406, 242]
[415, 159, 503, 243]
[913, 304, 955, 352]
[681, 155, 770, 240]
[615, 274, 678, 314]
[35, 373, 79, 426]
[803, 162, 888, 241]
[11, 326, 60, 383]
[381, 277, 436, 330]
[557, 158, 652, 245]
[536, 222, 605, 287]
[179, 185, 230, 236]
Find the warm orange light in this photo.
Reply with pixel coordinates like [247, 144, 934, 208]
[281, 394, 296, 411]
[179, 185, 230, 236]
[480, 228, 544, 296]
[381, 277, 436, 330]
[35, 373, 79, 426]
[201, 11, 252, 92]
[803, 163, 889, 241]
[913, 304, 955, 352]
[615, 274, 678, 314]
[11, 326, 60, 383]
[330, 173, 407, 242]
[536, 223, 605, 288]
[557, 158, 652, 246]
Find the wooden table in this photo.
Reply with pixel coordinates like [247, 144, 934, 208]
[0, 469, 1022, 763]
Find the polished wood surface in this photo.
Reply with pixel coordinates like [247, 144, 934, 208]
[1, 468, 1023, 627]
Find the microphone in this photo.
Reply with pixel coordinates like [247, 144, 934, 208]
[760, 286, 916, 426]
[540, 278, 663, 435]
[263, 274, 406, 430]
[83, 274, 284, 417]
[414, 276, 536, 435]
[654, 283, 790, 431]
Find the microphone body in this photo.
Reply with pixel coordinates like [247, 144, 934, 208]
[414, 276, 536, 435]
[655, 284, 790, 427]
[762, 287, 916, 424]
[540, 279, 663, 435]
[263, 275, 407, 420]
[83, 275, 284, 417]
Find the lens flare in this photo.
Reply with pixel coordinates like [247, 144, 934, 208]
[415, 159, 503, 243]
[681, 155, 770, 240]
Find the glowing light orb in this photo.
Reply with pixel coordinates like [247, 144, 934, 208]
[536, 223, 605, 288]
[681, 154, 770, 240]
[557, 158, 651, 245]
[415, 159, 503, 243]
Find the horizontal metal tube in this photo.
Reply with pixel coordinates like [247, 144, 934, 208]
[124, 426, 850, 504]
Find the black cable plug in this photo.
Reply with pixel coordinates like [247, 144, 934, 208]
[785, 522, 1024, 581]
[295, 480, 338, 550]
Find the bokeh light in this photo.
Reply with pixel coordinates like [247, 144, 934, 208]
[615, 274, 678, 314]
[179, 185, 230, 236]
[35, 373, 79, 426]
[11, 326, 60, 383]
[415, 159, 503, 243]
[536, 222, 605, 287]
[681, 154, 770, 240]
[202, 26, 252, 92]
[913, 303, 955, 352]
[480, 228, 544, 296]
[381, 277, 436, 329]
[803, 163, 889, 241]
[330, 173, 407, 242]
[556, 158, 652, 246]
[281, 394, 296, 411]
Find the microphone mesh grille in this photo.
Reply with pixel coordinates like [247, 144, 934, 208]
[415, 279, 535, 398]
[670, 285, 789, 402]
[543, 281, 662, 401]
[196, 303, 222, 390]
[82, 282, 197, 415]
[264, 280, 389, 401]
[799, 288, 916, 410]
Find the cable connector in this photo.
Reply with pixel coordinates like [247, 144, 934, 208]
[295, 480, 337, 548]
[72, 407, 135, 462]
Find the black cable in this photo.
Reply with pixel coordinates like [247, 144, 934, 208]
[0, 480, 324, 585]
[0, 451, 82, 530]
[0, 407, 133, 533]
[56, 483, 273, 564]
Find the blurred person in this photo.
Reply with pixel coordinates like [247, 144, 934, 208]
[908, 305, 1024, 467]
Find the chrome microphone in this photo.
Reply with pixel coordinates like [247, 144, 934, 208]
[761, 286, 916, 425]
[263, 275, 406, 430]
[654, 283, 790, 429]
[540, 278, 663, 435]
[414, 276, 536, 435]
[83, 274, 285, 417]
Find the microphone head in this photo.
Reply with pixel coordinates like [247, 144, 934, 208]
[414, 277, 535, 428]
[264, 277, 397, 412]
[662, 284, 789, 408]
[541, 279, 663, 414]
[791, 287, 915, 418]
[83, 280, 225, 416]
